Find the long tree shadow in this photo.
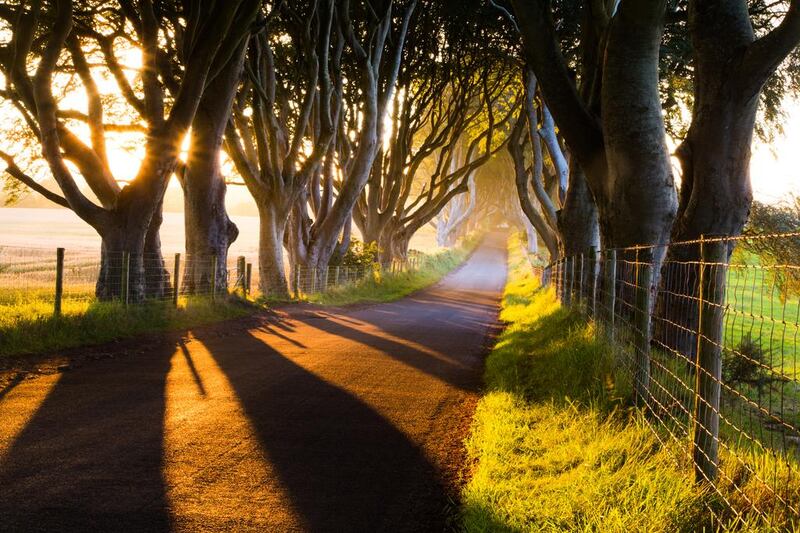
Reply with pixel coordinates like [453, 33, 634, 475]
[290, 298, 496, 392]
[0, 345, 174, 531]
[193, 327, 452, 532]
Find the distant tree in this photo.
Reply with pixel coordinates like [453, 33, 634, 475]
[354, 63, 518, 261]
[0, 0, 259, 299]
[740, 199, 800, 299]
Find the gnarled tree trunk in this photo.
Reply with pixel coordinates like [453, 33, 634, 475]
[182, 47, 247, 295]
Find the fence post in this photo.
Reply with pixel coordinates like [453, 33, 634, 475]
[604, 249, 617, 339]
[54, 247, 64, 317]
[589, 246, 597, 318]
[692, 237, 728, 484]
[210, 254, 218, 301]
[295, 267, 301, 297]
[335, 265, 340, 286]
[634, 253, 652, 408]
[237, 256, 246, 296]
[245, 262, 252, 298]
[121, 251, 130, 306]
[567, 256, 575, 306]
[578, 253, 585, 309]
[173, 253, 181, 307]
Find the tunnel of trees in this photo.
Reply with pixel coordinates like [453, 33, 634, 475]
[1, 0, 799, 311]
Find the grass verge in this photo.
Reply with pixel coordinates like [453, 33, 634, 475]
[302, 238, 478, 306]
[460, 234, 796, 532]
[2, 237, 477, 356]
[0, 294, 254, 357]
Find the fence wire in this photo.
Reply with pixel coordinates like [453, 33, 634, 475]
[543, 233, 800, 527]
[0, 246, 422, 318]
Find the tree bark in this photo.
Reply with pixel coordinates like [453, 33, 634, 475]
[557, 160, 599, 256]
[182, 47, 246, 294]
[656, 0, 800, 357]
[257, 202, 290, 298]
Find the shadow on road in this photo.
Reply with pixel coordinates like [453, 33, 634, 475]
[0, 346, 174, 531]
[192, 326, 452, 532]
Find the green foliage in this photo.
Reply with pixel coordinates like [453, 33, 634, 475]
[335, 238, 381, 268]
[722, 334, 771, 388]
[307, 243, 475, 306]
[741, 198, 800, 299]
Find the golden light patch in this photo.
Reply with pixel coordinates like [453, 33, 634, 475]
[162, 336, 301, 530]
[0, 373, 61, 463]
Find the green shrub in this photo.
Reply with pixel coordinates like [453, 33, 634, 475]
[335, 238, 382, 268]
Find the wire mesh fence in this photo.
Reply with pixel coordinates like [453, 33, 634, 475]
[543, 233, 800, 526]
[0, 245, 423, 317]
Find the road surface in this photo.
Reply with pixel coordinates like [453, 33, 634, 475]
[0, 233, 507, 532]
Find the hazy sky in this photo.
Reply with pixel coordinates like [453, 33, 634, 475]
[750, 98, 800, 203]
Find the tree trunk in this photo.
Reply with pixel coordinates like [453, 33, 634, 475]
[94, 201, 167, 302]
[652, 0, 800, 358]
[557, 161, 599, 256]
[143, 202, 170, 299]
[258, 203, 290, 298]
[600, 1, 676, 251]
[182, 44, 245, 295]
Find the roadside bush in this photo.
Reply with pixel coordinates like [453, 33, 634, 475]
[722, 333, 771, 388]
[336, 238, 381, 268]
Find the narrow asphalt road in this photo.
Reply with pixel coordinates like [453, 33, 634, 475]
[0, 232, 507, 532]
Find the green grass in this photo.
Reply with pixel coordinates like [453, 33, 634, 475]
[461, 234, 799, 532]
[302, 239, 477, 306]
[1, 238, 477, 356]
[0, 290, 254, 357]
[725, 253, 800, 377]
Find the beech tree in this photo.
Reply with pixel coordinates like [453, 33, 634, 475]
[353, 60, 518, 261]
[508, 68, 567, 262]
[0, 0, 259, 299]
[224, 0, 339, 297]
[508, 0, 677, 261]
[286, 0, 417, 275]
[226, 0, 416, 295]
[669, 0, 800, 247]
[657, 0, 800, 355]
[432, 173, 477, 248]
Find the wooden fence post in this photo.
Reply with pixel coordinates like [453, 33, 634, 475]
[335, 265, 340, 286]
[634, 254, 652, 408]
[295, 267, 301, 297]
[589, 246, 597, 318]
[210, 254, 218, 301]
[578, 253, 585, 309]
[121, 251, 130, 306]
[173, 253, 181, 307]
[54, 247, 64, 317]
[567, 256, 575, 306]
[237, 256, 246, 296]
[604, 249, 617, 339]
[692, 237, 728, 484]
[245, 262, 252, 298]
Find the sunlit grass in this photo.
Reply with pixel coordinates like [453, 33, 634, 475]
[0, 291, 254, 357]
[461, 234, 800, 532]
[303, 239, 478, 306]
